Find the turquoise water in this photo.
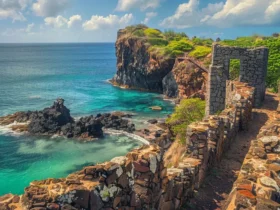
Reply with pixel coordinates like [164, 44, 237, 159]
[0, 43, 174, 195]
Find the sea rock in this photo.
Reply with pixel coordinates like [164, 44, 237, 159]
[0, 99, 137, 139]
[149, 106, 162, 111]
[147, 119, 158, 124]
[28, 98, 74, 135]
[96, 113, 135, 133]
[112, 29, 175, 93]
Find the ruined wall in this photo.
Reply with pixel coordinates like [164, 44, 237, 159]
[186, 81, 255, 185]
[224, 100, 280, 210]
[206, 44, 269, 115]
[0, 145, 201, 210]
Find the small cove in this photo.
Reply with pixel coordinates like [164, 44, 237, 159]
[0, 43, 174, 195]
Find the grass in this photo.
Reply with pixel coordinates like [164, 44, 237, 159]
[189, 46, 212, 59]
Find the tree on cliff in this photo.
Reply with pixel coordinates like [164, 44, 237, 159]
[166, 98, 205, 144]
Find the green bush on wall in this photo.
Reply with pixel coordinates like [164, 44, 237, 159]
[166, 98, 205, 144]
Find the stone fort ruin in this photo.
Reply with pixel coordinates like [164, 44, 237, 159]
[206, 44, 269, 115]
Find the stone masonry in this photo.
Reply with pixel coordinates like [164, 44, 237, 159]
[224, 100, 280, 210]
[206, 44, 269, 115]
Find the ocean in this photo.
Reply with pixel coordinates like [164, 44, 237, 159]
[0, 43, 174, 195]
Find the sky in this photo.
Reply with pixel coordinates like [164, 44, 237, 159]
[1, 0, 280, 43]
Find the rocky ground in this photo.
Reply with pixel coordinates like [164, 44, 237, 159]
[187, 92, 279, 210]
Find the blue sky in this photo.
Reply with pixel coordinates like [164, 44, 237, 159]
[1, 0, 280, 43]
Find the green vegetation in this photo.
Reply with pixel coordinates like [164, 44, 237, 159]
[144, 28, 163, 38]
[229, 59, 241, 80]
[163, 30, 188, 41]
[123, 26, 210, 59]
[189, 46, 212, 59]
[166, 98, 205, 144]
[164, 39, 194, 57]
[221, 36, 280, 92]
[192, 37, 213, 47]
[123, 25, 280, 91]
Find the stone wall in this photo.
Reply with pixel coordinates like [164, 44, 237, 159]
[206, 44, 269, 115]
[0, 144, 201, 210]
[186, 81, 255, 185]
[224, 100, 280, 210]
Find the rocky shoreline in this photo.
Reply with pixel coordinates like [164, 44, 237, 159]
[0, 98, 136, 141]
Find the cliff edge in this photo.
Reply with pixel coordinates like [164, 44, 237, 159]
[111, 25, 211, 99]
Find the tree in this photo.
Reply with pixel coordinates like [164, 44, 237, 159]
[216, 37, 221, 42]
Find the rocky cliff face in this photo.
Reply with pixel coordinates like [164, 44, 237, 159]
[162, 57, 207, 99]
[112, 29, 208, 99]
[112, 32, 175, 92]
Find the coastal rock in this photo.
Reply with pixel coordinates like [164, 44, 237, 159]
[162, 57, 207, 99]
[112, 30, 175, 92]
[28, 98, 74, 135]
[0, 100, 136, 140]
[97, 112, 135, 133]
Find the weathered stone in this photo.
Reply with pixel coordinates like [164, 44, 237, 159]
[90, 190, 104, 210]
[259, 177, 279, 191]
[256, 198, 280, 210]
[133, 161, 150, 173]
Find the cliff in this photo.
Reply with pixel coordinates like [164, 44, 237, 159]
[111, 25, 211, 99]
[163, 57, 208, 99]
[112, 30, 175, 92]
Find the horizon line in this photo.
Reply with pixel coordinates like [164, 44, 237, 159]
[0, 42, 115, 44]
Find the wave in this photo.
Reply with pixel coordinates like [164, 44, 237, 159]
[0, 122, 27, 137]
[104, 129, 150, 145]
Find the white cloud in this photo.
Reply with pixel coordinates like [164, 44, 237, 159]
[44, 15, 82, 28]
[67, 15, 82, 28]
[161, 0, 280, 28]
[33, 0, 69, 17]
[161, 0, 223, 28]
[0, 0, 31, 21]
[25, 23, 35, 33]
[142, 12, 157, 24]
[116, 0, 160, 11]
[83, 14, 133, 31]
[2, 23, 35, 36]
[45, 16, 68, 28]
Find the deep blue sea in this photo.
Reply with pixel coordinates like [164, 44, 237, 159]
[0, 43, 174, 195]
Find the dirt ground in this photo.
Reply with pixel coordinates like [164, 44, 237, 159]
[184, 92, 279, 210]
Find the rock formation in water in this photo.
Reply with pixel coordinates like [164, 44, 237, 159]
[111, 25, 210, 99]
[112, 30, 175, 92]
[0, 99, 135, 140]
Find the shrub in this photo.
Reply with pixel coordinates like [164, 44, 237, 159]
[148, 38, 168, 46]
[166, 98, 205, 144]
[189, 46, 211, 59]
[163, 30, 188, 41]
[164, 39, 194, 57]
[144, 28, 163, 38]
[192, 38, 213, 47]
[133, 29, 145, 37]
